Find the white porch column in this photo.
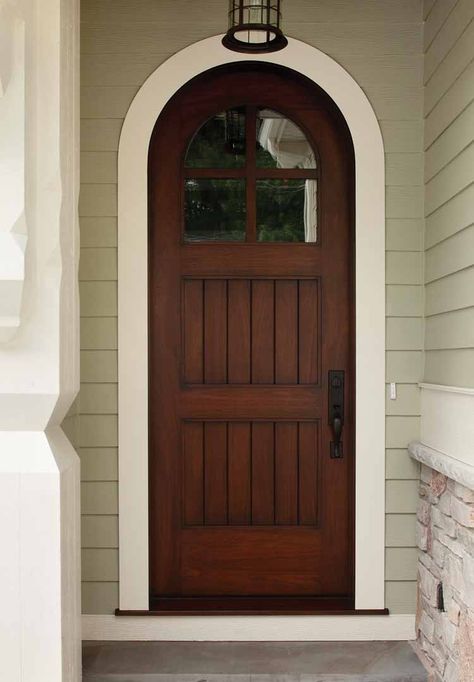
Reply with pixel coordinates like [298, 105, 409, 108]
[0, 1, 81, 681]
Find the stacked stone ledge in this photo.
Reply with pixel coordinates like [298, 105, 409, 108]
[415, 466, 474, 681]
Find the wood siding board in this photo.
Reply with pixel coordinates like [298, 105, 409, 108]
[386, 514, 417, 547]
[385, 384, 421, 416]
[424, 0, 474, 82]
[386, 285, 424, 317]
[425, 144, 474, 216]
[82, 582, 118, 615]
[425, 267, 474, 316]
[424, 348, 474, 386]
[425, 225, 474, 283]
[386, 480, 419, 514]
[425, 20, 474, 115]
[385, 580, 417, 613]
[424, 59, 474, 148]
[80, 218, 118, 248]
[386, 317, 424, 350]
[80, 282, 117, 317]
[80, 318, 117, 350]
[82, 548, 119, 582]
[82, 516, 119, 548]
[386, 449, 420, 480]
[425, 306, 474, 350]
[425, 183, 474, 247]
[425, 102, 474, 182]
[80, 448, 118, 482]
[83, 0, 422, 25]
[423, 0, 458, 51]
[386, 416, 421, 449]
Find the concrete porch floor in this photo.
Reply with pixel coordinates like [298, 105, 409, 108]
[82, 641, 428, 681]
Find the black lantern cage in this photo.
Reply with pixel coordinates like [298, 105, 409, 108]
[222, 0, 288, 53]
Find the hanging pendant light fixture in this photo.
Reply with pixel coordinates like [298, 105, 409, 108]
[222, 1, 288, 54]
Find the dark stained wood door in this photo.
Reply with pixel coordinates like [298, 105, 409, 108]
[148, 64, 355, 613]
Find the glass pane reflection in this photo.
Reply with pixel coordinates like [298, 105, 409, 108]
[184, 178, 246, 242]
[256, 178, 317, 243]
[185, 108, 246, 168]
[256, 109, 317, 169]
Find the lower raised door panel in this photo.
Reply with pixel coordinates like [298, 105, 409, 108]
[183, 420, 320, 527]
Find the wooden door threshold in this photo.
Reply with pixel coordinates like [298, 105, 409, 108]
[116, 596, 389, 616]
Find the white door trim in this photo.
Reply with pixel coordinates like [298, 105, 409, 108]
[118, 35, 386, 614]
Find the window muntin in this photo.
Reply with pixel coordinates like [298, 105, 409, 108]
[184, 106, 318, 243]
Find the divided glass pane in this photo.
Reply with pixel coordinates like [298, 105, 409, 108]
[256, 178, 317, 243]
[256, 109, 317, 169]
[184, 178, 246, 242]
[185, 108, 246, 168]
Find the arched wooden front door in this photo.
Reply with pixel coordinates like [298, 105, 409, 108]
[148, 64, 355, 613]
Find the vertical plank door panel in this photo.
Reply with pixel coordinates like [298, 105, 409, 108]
[204, 279, 228, 384]
[183, 279, 203, 384]
[275, 280, 298, 384]
[275, 422, 298, 525]
[204, 422, 228, 525]
[183, 421, 204, 525]
[228, 422, 251, 524]
[251, 280, 275, 384]
[251, 422, 275, 524]
[299, 421, 319, 525]
[228, 280, 251, 384]
[299, 280, 319, 384]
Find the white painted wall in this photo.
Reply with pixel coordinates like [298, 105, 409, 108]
[0, 1, 81, 680]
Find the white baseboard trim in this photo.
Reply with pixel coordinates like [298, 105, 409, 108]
[82, 614, 416, 642]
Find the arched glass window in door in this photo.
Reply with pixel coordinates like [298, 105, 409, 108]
[184, 107, 318, 243]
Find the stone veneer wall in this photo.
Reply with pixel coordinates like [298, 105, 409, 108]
[416, 465, 474, 681]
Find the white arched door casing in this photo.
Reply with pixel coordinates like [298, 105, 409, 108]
[117, 35, 385, 617]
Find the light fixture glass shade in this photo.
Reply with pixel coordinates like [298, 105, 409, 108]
[222, 0, 288, 53]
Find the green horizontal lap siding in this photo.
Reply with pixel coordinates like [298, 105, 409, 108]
[77, 0, 424, 616]
[423, 0, 474, 388]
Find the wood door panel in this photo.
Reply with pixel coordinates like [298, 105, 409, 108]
[228, 280, 251, 384]
[149, 64, 354, 608]
[275, 281, 298, 384]
[180, 527, 340, 596]
[228, 422, 251, 524]
[182, 420, 320, 528]
[182, 278, 320, 386]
